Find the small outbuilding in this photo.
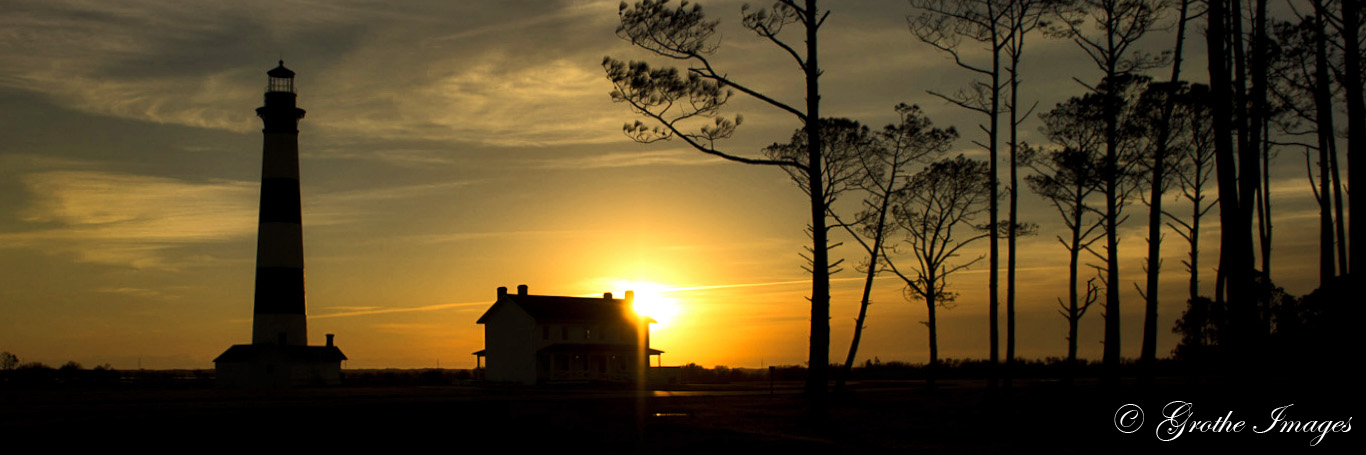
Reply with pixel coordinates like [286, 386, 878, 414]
[214, 334, 347, 388]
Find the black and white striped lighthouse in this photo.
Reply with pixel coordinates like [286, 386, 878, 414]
[213, 61, 345, 388]
[252, 60, 308, 346]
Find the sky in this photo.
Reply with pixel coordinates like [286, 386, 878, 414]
[0, 0, 1336, 369]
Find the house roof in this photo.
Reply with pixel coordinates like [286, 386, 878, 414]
[476, 294, 655, 324]
[213, 344, 348, 363]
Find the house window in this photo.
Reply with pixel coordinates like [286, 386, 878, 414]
[584, 327, 591, 340]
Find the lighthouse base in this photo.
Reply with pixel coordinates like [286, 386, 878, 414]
[213, 344, 346, 388]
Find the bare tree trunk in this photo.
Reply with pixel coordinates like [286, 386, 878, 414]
[1004, 0, 1046, 383]
[1188, 192, 1204, 302]
[1171, 98, 1212, 306]
[1307, 7, 1337, 284]
[926, 285, 939, 388]
[1006, 49, 1019, 391]
[1331, 139, 1348, 275]
[1311, 0, 1336, 286]
[987, 17, 1002, 392]
[802, 0, 829, 404]
[1343, 0, 1364, 275]
[838, 186, 893, 389]
[909, 0, 1005, 388]
[1102, 73, 1121, 376]
[1209, 0, 1254, 353]
[1249, 0, 1271, 280]
[1066, 194, 1086, 365]
[1142, 0, 1190, 371]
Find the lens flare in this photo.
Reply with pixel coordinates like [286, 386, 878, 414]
[615, 281, 680, 327]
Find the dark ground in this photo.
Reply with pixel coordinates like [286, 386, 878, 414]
[1, 376, 1358, 453]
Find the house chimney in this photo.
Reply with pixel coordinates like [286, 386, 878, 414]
[497, 286, 507, 298]
[517, 284, 527, 296]
[625, 290, 635, 303]
[326, 333, 335, 347]
[603, 292, 613, 299]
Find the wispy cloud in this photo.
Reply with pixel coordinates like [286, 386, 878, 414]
[392, 229, 607, 245]
[0, 170, 256, 269]
[316, 180, 481, 204]
[534, 149, 723, 169]
[311, 300, 489, 319]
[308, 277, 863, 320]
[97, 286, 182, 301]
[372, 57, 625, 147]
[663, 277, 866, 294]
[307, 148, 464, 168]
[0, 1, 630, 147]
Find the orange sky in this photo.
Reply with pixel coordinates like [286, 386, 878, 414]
[0, 0, 1337, 369]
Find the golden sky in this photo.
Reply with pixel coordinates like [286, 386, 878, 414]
[0, 0, 1333, 369]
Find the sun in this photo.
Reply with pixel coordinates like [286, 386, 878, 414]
[615, 281, 680, 327]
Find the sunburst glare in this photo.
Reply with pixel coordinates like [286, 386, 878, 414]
[613, 280, 680, 328]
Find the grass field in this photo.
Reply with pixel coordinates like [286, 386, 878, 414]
[2, 373, 1357, 453]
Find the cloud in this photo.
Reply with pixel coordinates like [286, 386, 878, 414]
[0, 170, 257, 269]
[97, 286, 182, 301]
[534, 149, 723, 169]
[318, 57, 627, 147]
[307, 148, 464, 168]
[0, 0, 630, 148]
[311, 300, 489, 319]
[317, 180, 481, 204]
[397, 229, 607, 245]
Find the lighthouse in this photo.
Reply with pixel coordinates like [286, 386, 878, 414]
[215, 61, 345, 387]
[252, 61, 308, 346]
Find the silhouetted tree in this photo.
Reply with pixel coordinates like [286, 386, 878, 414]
[1163, 84, 1216, 304]
[1206, 0, 1244, 308]
[1034, 73, 1153, 374]
[1003, 0, 1053, 381]
[764, 118, 869, 216]
[1171, 296, 1223, 361]
[826, 105, 957, 389]
[1248, 0, 1275, 281]
[1269, 5, 1344, 287]
[605, 0, 835, 400]
[1173, 272, 1303, 365]
[1052, 0, 1169, 373]
[0, 351, 17, 371]
[883, 155, 991, 386]
[909, 0, 1010, 387]
[1136, 0, 1191, 372]
[1338, 0, 1364, 276]
[1206, 0, 1285, 357]
[1024, 142, 1104, 367]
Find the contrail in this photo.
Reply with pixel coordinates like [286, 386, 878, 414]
[311, 301, 489, 319]
[661, 277, 864, 293]
[311, 277, 865, 319]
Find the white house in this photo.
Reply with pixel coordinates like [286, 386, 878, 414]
[474, 285, 660, 384]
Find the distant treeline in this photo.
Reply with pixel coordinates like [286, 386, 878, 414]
[0, 362, 484, 389]
[0, 359, 210, 388]
[341, 368, 477, 386]
[676, 359, 1192, 384]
